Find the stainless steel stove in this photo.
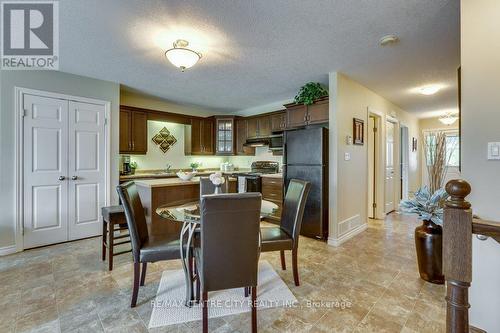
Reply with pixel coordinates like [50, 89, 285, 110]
[233, 161, 279, 192]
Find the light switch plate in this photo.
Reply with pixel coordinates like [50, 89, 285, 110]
[488, 142, 500, 160]
[344, 152, 351, 161]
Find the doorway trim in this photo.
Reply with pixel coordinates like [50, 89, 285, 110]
[385, 116, 400, 214]
[14, 87, 111, 252]
[400, 123, 410, 201]
[366, 107, 385, 220]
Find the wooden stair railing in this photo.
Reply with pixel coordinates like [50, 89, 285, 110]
[443, 179, 500, 333]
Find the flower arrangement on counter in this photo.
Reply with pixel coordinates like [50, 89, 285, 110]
[209, 172, 226, 186]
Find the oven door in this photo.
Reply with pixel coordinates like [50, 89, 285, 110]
[236, 175, 261, 193]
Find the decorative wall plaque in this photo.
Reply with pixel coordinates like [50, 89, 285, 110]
[353, 118, 364, 145]
[152, 127, 177, 153]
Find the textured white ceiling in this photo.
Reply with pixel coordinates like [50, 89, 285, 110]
[59, 0, 459, 114]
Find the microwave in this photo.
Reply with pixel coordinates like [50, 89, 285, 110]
[269, 134, 283, 150]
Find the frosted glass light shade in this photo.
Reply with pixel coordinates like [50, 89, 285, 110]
[439, 114, 458, 125]
[165, 40, 201, 71]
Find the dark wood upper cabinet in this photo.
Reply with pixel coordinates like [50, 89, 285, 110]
[189, 117, 215, 155]
[190, 118, 203, 154]
[119, 108, 147, 154]
[285, 104, 308, 129]
[246, 115, 272, 138]
[201, 118, 215, 154]
[235, 118, 255, 155]
[119, 110, 131, 153]
[271, 112, 286, 132]
[284, 97, 329, 129]
[131, 111, 147, 153]
[257, 116, 272, 137]
[247, 117, 259, 139]
[215, 117, 234, 155]
[306, 98, 329, 125]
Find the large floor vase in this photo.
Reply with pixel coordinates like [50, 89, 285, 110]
[414, 220, 444, 284]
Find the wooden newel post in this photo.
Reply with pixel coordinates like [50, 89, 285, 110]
[443, 179, 472, 333]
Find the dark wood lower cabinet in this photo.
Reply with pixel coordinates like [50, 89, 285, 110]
[262, 176, 283, 223]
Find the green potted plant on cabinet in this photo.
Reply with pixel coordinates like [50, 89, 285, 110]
[294, 82, 329, 105]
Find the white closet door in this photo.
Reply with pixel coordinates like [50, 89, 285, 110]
[68, 101, 105, 240]
[23, 94, 69, 248]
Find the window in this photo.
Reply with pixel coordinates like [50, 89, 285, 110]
[424, 131, 459, 167]
[445, 134, 459, 167]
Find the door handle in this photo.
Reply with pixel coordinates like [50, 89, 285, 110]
[58, 176, 66, 181]
[71, 176, 78, 180]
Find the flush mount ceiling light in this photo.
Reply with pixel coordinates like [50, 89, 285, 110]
[419, 85, 442, 95]
[165, 39, 202, 72]
[379, 34, 399, 46]
[439, 112, 458, 125]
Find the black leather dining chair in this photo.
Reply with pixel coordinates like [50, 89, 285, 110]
[194, 193, 262, 333]
[260, 179, 311, 286]
[116, 182, 183, 307]
[199, 176, 229, 196]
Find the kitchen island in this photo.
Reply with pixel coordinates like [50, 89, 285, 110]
[135, 177, 237, 235]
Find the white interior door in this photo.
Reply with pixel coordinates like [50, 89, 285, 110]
[385, 121, 396, 213]
[23, 94, 69, 248]
[68, 101, 105, 240]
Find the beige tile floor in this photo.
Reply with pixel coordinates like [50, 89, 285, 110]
[0, 213, 446, 333]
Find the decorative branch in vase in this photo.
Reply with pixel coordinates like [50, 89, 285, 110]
[400, 130, 457, 284]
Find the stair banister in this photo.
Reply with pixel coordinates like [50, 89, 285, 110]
[443, 179, 473, 333]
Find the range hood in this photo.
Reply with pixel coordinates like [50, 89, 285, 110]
[244, 134, 283, 150]
[244, 137, 270, 147]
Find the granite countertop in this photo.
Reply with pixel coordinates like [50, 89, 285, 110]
[135, 176, 237, 188]
[120, 169, 249, 181]
[261, 173, 283, 179]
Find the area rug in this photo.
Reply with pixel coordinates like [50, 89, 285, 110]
[148, 260, 297, 328]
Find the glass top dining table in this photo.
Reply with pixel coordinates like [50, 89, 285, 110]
[155, 198, 278, 307]
[156, 199, 279, 224]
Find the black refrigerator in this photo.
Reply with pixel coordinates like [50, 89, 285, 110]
[284, 127, 328, 239]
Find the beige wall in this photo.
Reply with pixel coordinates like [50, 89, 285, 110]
[461, 0, 500, 331]
[328, 72, 420, 245]
[0, 70, 120, 250]
[120, 89, 214, 117]
[419, 117, 458, 132]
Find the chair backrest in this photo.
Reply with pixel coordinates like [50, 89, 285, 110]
[199, 176, 228, 196]
[116, 182, 149, 261]
[199, 192, 262, 292]
[280, 179, 311, 247]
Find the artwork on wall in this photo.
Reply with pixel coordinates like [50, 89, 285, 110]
[412, 137, 418, 152]
[152, 127, 177, 153]
[353, 118, 364, 145]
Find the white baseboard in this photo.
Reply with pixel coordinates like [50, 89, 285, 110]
[328, 221, 367, 247]
[0, 245, 17, 256]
